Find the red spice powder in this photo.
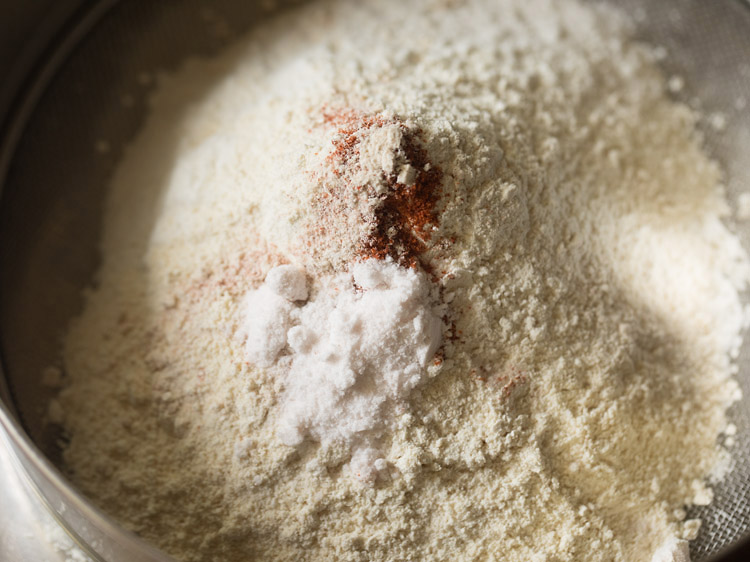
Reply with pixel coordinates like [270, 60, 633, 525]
[320, 107, 443, 270]
[184, 234, 286, 301]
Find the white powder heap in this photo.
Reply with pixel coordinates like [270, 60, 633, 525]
[240, 260, 442, 478]
[652, 537, 690, 562]
[55, 0, 750, 561]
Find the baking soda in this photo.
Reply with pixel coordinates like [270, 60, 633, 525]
[240, 260, 441, 477]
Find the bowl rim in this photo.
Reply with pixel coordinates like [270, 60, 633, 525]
[0, 0, 175, 559]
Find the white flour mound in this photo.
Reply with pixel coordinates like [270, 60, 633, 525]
[56, 0, 750, 561]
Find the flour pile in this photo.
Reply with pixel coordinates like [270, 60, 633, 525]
[55, 0, 750, 561]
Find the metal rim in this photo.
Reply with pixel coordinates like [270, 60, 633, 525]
[0, 1, 174, 560]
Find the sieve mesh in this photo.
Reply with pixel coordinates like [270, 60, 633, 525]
[0, 0, 749, 560]
[614, 1, 750, 558]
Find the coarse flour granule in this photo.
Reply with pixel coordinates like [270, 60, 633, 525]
[55, 0, 750, 561]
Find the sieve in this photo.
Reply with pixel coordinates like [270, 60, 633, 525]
[1, 1, 749, 560]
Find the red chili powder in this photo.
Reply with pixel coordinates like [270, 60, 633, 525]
[321, 107, 443, 270]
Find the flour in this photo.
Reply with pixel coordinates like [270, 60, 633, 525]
[55, 0, 750, 561]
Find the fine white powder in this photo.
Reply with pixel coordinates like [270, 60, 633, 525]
[240, 260, 442, 480]
[54, 0, 750, 561]
[652, 537, 691, 562]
